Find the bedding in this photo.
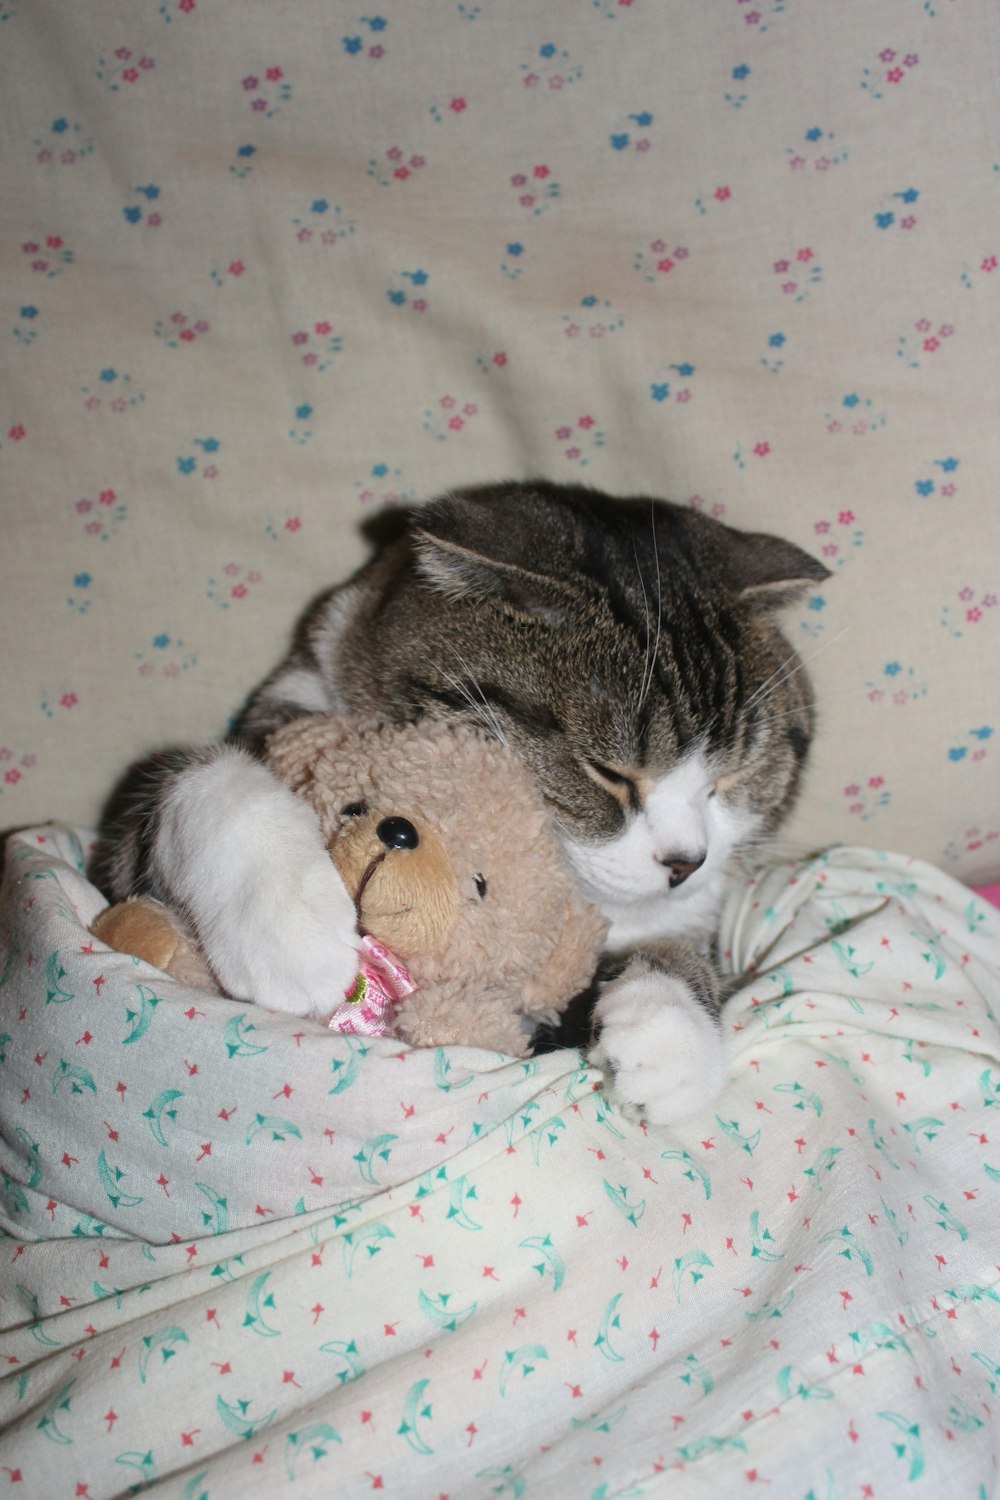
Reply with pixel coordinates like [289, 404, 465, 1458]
[1, 825, 998, 1497]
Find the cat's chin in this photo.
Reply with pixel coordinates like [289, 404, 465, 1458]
[600, 873, 730, 953]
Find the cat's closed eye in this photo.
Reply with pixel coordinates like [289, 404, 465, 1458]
[585, 761, 639, 810]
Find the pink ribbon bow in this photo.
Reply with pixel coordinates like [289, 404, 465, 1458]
[327, 934, 417, 1038]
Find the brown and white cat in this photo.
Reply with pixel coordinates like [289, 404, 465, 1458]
[94, 482, 828, 1124]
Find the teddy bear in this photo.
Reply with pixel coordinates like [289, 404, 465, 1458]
[91, 716, 607, 1056]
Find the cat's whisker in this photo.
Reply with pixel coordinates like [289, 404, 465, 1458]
[632, 538, 653, 716]
[440, 648, 511, 750]
[644, 503, 663, 714]
[743, 627, 851, 723]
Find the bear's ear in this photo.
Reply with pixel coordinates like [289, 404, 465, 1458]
[264, 714, 370, 809]
[413, 529, 573, 625]
[517, 893, 607, 1018]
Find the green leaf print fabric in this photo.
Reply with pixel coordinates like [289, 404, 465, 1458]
[0, 826, 998, 1498]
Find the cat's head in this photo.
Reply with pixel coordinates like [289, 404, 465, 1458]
[376, 482, 829, 928]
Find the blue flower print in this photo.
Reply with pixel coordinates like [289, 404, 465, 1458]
[842, 394, 860, 408]
[51, 118, 68, 134]
[311, 199, 329, 214]
[19, 306, 38, 320]
[805, 126, 823, 141]
[732, 65, 750, 81]
[295, 404, 313, 421]
[177, 457, 196, 475]
[99, 368, 118, 383]
[342, 36, 363, 54]
[539, 43, 557, 58]
[769, 333, 786, 348]
[73, 573, 91, 589]
[387, 289, 406, 306]
[237, 145, 256, 159]
[915, 479, 935, 497]
[153, 634, 171, 649]
[506, 243, 523, 258]
[650, 383, 670, 402]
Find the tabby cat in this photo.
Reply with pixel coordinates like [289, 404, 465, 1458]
[94, 481, 828, 1124]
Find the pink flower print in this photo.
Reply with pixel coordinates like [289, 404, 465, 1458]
[450, 98, 467, 113]
[868, 776, 884, 789]
[533, 165, 550, 179]
[179, 0, 196, 11]
[796, 247, 814, 263]
[448, 416, 464, 432]
[387, 148, 403, 163]
[578, 415, 595, 430]
[492, 352, 507, 366]
[394, 167, 410, 181]
[292, 331, 309, 347]
[838, 509, 855, 525]
[410, 156, 426, 170]
[4, 769, 21, 786]
[60, 693, 78, 709]
[315, 321, 332, 336]
[285, 517, 301, 533]
[251, 98, 268, 112]
[231, 584, 247, 599]
[243, 76, 259, 91]
[100, 489, 116, 505]
[76, 499, 93, 514]
[814, 521, 831, 534]
[8, 425, 26, 441]
[440, 396, 456, 411]
[879, 49, 896, 63]
[753, 441, 770, 457]
[462, 403, 477, 417]
[983, 256, 998, 274]
[223, 563, 240, 577]
[247, 571, 262, 585]
[886, 66, 905, 84]
[115, 47, 132, 61]
[565, 446, 581, 461]
[773, 260, 790, 275]
[266, 67, 283, 82]
[229, 261, 245, 277]
[714, 186, 731, 202]
[967, 607, 982, 623]
[555, 426, 572, 441]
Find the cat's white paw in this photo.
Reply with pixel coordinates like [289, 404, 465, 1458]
[210, 850, 360, 1019]
[590, 968, 727, 1126]
[157, 749, 360, 1019]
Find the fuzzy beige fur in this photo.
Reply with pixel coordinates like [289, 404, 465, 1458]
[92, 717, 607, 1055]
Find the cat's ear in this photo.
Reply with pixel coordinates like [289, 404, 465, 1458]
[413, 530, 572, 625]
[722, 530, 830, 606]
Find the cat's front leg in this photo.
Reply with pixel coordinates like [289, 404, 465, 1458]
[142, 746, 360, 1017]
[589, 943, 728, 1126]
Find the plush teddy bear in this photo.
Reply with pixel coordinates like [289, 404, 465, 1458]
[91, 717, 607, 1056]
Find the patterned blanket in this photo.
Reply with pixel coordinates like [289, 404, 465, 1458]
[0, 825, 998, 1498]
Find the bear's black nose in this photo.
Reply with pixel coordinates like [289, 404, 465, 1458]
[376, 816, 419, 851]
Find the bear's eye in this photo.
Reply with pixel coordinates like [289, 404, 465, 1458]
[340, 800, 369, 819]
[474, 873, 488, 900]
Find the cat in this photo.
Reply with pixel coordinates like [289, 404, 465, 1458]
[93, 481, 829, 1124]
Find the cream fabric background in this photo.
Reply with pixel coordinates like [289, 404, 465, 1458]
[1, 0, 998, 880]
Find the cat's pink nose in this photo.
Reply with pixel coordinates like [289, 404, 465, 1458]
[659, 851, 706, 888]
